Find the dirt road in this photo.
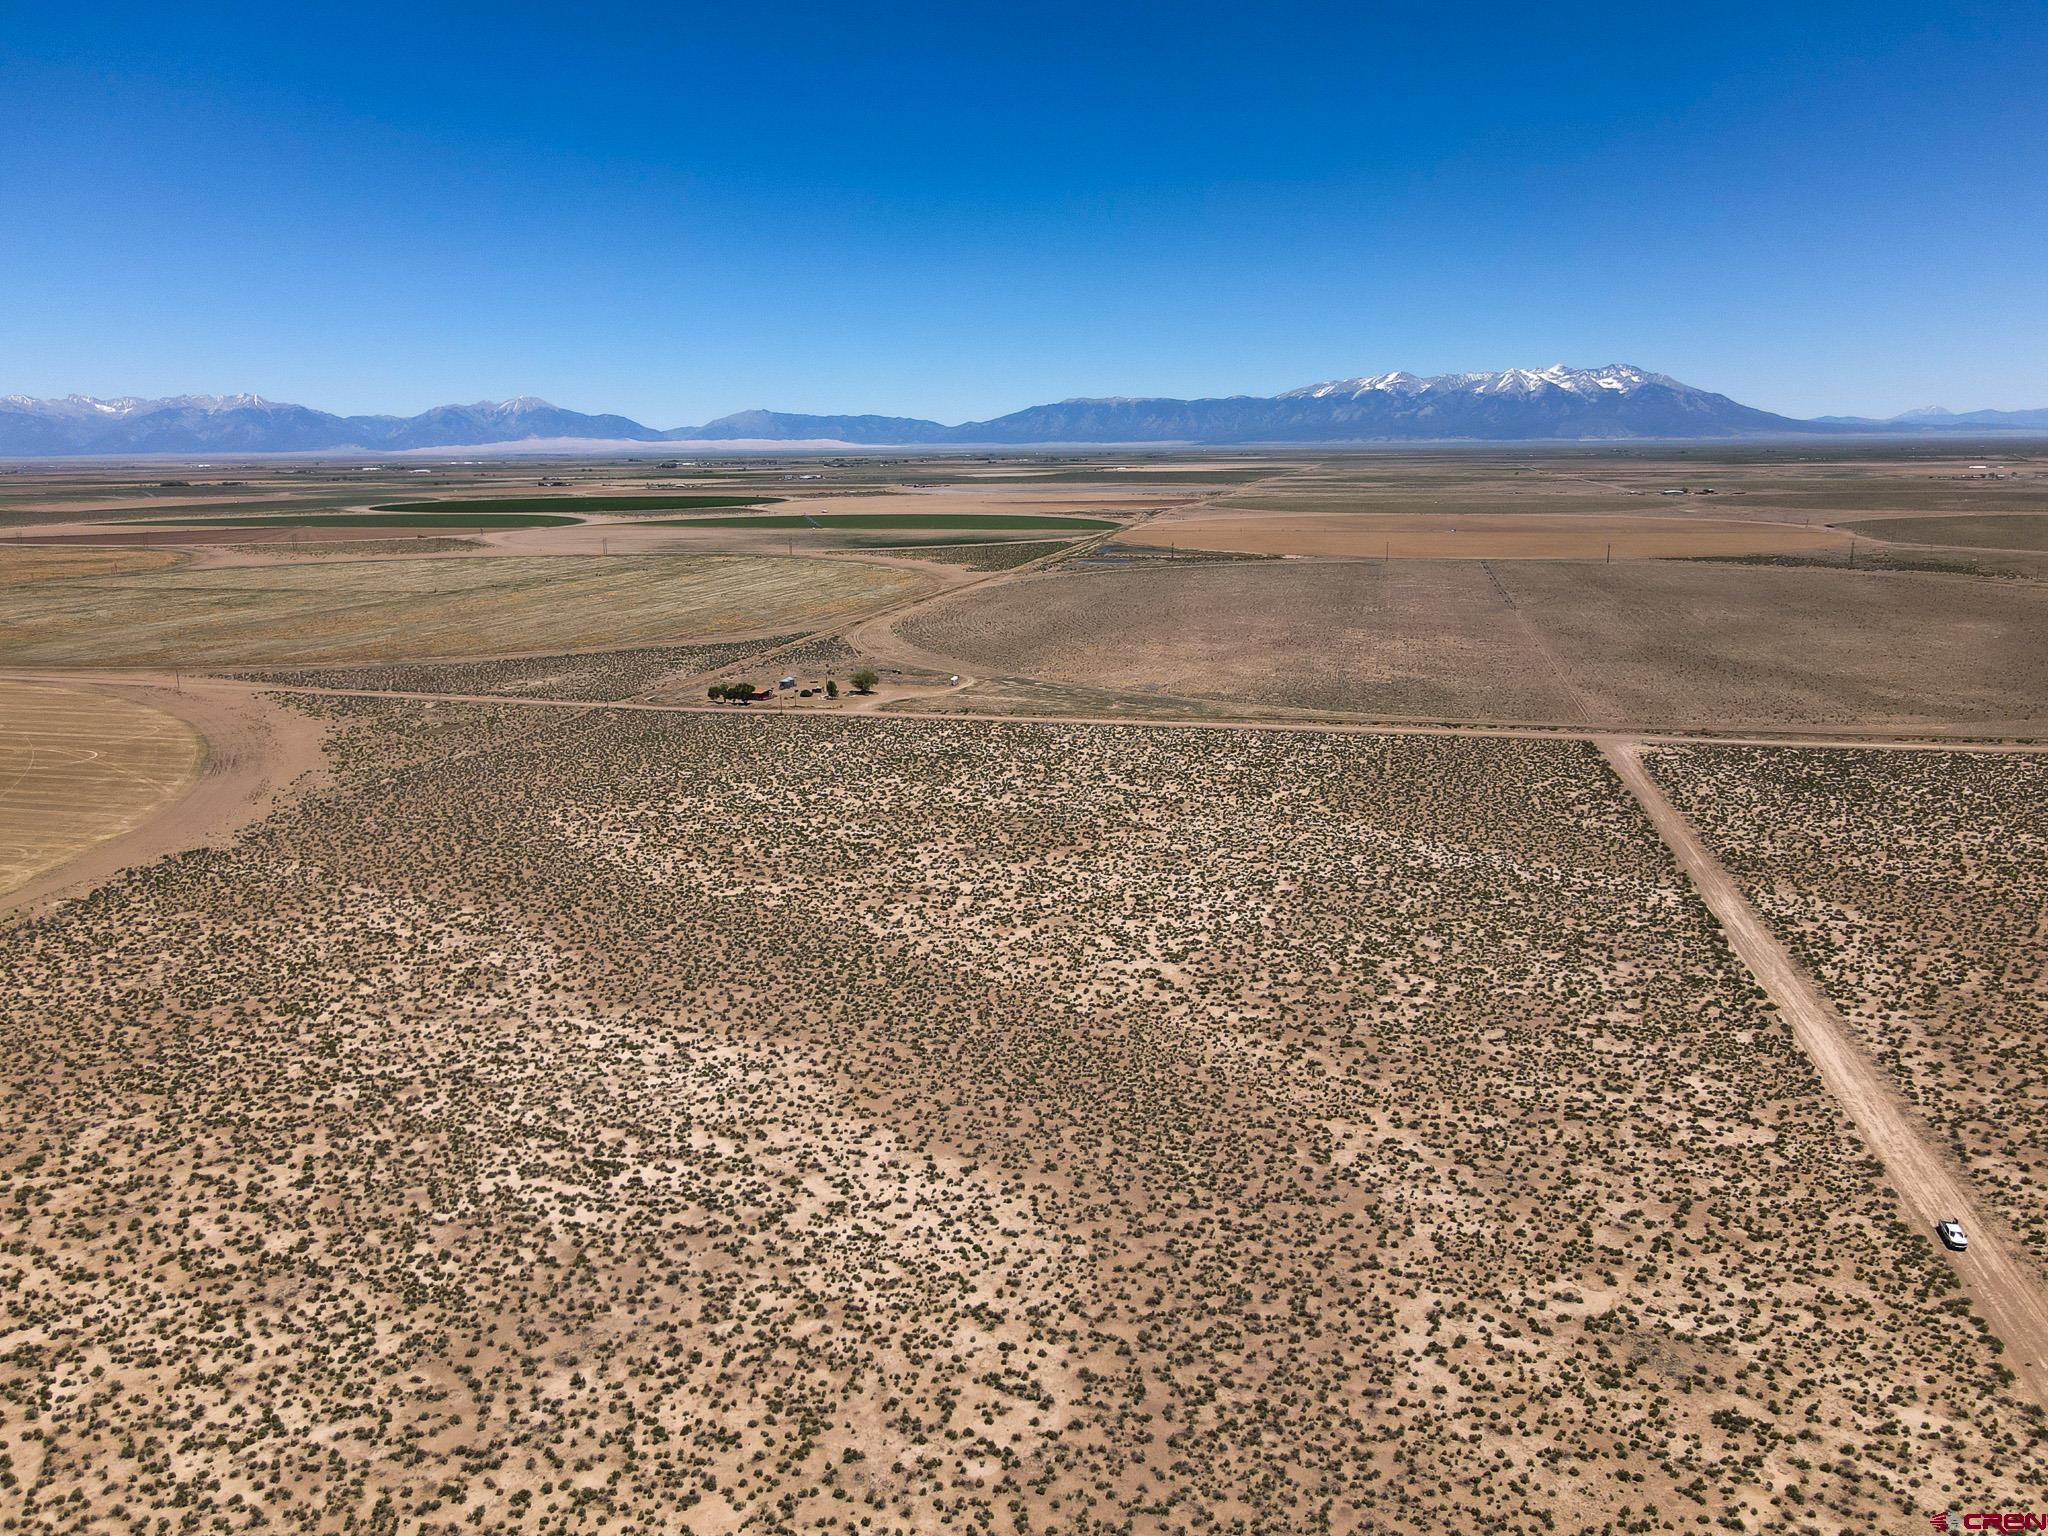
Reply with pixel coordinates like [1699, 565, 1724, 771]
[5, 668, 2048, 755]
[1600, 735, 2048, 1410]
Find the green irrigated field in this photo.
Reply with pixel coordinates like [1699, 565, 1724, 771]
[371, 495, 780, 515]
[0, 554, 927, 667]
[122, 512, 585, 529]
[652, 511, 1120, 530]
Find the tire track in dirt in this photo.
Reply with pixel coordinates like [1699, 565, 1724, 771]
[1600, 734, 2048, 1411]
[1482, 561, 1610, 727]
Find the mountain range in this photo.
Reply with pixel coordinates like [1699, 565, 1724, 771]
[1812, 405, 2048, 430]
[4, 366, 2043, 456]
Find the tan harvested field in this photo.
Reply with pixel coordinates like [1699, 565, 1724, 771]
[0, 553, 928, 667]
[901, 558, 2048, 728]
[0, 679, 203, 894]
[1647, 747, 2048, 1268]
[224, 536, 488, 559]
[0, 544, 185, 585]
[1123, 509, 1850, 559]
[2, 702, 2040, 1533]
[478, 520, 1084, 562]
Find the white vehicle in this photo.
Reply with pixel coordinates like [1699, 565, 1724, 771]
[1935, 1219, 1969, 1252]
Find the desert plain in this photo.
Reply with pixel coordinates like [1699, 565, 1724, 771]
[2, 443, 2046, 1535]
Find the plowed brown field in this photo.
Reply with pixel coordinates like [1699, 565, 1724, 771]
[1123, 509, 1850, 559]
[0, 680, 204, 893]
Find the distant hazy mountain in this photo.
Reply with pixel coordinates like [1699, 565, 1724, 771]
[0, 394, 363, 455]
[1814, 405, 2048, 431]
[675, 409, 958, 444]
[0, 394, 665, 456]
[360, 397, 665, 447]
[6, 368, 2041, 455]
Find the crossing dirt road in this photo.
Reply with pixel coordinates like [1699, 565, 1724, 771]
[1601, 734, 2048, 1410]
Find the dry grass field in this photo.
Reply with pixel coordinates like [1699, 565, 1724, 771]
[0, 545, 185, 586]
[2, 702, 2039, 1535]
[1844, 512, 2048, 552]
[228, 536, 488, 558]
[1494, 561, 2048, 728]
[0, 554, 927, 667]
[0, 680, 203, 894]
[901, 559, 2048, 728]
[1646, 746, 2048, 1266]
[1202, 447, 2048, 523]
[1122, 510, 1848, 560]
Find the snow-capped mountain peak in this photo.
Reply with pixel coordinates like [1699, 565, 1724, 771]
[55, 394, 155, 416]
[170, 393, 280, 412]
[1285, 370, 1434, 400]
[38, 392, 285, 416]
[1284, 364, 1665, 402]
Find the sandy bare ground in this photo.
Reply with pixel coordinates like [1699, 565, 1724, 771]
[0, 678, 326, 920]
[1602, 735, 2048, 1408]
[1123, 509, 1852, 560]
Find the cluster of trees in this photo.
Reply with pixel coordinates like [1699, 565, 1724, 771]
[708, 673, 876, 703]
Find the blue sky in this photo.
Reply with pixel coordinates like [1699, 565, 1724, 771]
[2, 2, 2043, 423]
